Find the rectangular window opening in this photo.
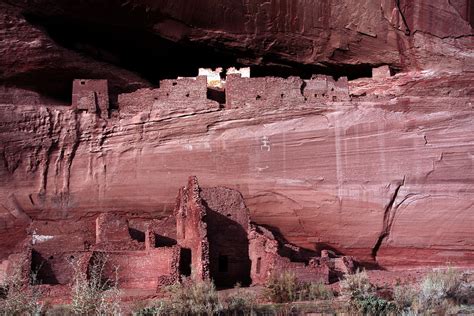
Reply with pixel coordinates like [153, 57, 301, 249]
[256, 257, 261, 274]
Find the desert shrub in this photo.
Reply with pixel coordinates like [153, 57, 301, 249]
[0, 256, 43, 315]
[299, 281, 334, 301]
[393, 283, 418, 313]
[419, 267, 463, 306]
[221, 283, 257, 315]
[339, 269, 374, 299]
[264, 272, 334, 303]
[414, 267, 467, 314]
[264, 272, 300, 303]
[165, 277, 222, 315]
[340, 269, 395, 315]
[352, 294, 395, 315]
[133, 301, 172, 316]
[70, 253, 121, 315]
[44, 304, 74, 315]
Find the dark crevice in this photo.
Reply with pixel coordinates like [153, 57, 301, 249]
[371, 176, 405, 260]
[395, 0, 411, 35]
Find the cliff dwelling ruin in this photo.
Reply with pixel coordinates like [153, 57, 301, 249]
[0, 0, 473, 313]
[3, 177, 354, 295]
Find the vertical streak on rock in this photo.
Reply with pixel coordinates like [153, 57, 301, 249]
[371, 176, 406, 260]
[395, 0, 411, 35]
[334, 112, 343, 205]
[62, 111, 80, 197]
[39, 110, 51, 196]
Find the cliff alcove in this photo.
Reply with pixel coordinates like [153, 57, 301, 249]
[0, 0, 473, 309]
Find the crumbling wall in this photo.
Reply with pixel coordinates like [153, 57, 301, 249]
[174, 176, 210, 281]
[226, 75, 305, 108]
[226, 74, 350, 108]
[71, 79, 109, 117]
[201, 187, 252, 287]
[248, 224, 354, 285]
[28, 219, 96, 285]
[94, 213, 143, 251]
[118, 76, 219, 118]
[303, 75, 350, 102]
[101, 246, 180, 290]
[145, 216, 177, 249]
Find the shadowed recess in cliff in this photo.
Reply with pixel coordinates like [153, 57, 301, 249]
[20, 12, 376, 105]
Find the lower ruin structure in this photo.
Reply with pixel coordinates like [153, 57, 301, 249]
[2, 177, 354, 294]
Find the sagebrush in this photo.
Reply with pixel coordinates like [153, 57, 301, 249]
[70, 253, 122, 315]
[0, 255, 43, 315]
[263, 271, 333, 303]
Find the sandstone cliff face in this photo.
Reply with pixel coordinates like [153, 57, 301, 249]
[1, 70, 473, 268]
[0, 0, 473, 269]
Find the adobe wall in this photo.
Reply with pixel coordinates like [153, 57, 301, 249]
[96, 213, 130, 244]
[72, 79, 109, 117]
[28, 219, 96, 285]
[146, 216, 177, 248]
[201, 187, 252, 287]
[226, 75, 305, 108]
[248, 224, 354, 285]
[102, 247, 180, 290]
[226, 74, 350, 108]
[174, 176, 210, 281]
[118, 76, 219, 118]
[303, 75, 350, 102]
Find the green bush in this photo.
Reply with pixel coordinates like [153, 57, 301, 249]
[352, 294, 395, 315]
[340, 269, 395, 315]
[419, 267, 463, 306]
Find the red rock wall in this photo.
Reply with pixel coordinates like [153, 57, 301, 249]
[0, 75, 473, 270]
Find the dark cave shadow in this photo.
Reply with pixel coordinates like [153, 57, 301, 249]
[202, 201, 252, 289]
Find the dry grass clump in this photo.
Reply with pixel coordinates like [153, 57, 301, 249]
[407, 267, 471, 315]
[70, 253, 121, 315]
[263, 271, 333, 303]
[340, 269, 394, 315]
[221, 283, 257, 315]
[166, 277, 221, 315]
[393, 283, 418, 312]
[136, 278, 221, 315]
[0, 256, 43, 315]
[339, 268, 374, 299]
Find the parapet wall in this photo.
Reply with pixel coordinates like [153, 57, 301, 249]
[116, 72, 350, 116]
[226, 75, 305, 108]
[72, 79, 109, 117]
[226, 74, 349, 109]
[118, 76, 219, 118]
[104, 247, 180, 289]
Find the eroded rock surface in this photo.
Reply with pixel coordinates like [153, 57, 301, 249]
[1, 69, 473, 269]
[0, 0, 473, 273]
